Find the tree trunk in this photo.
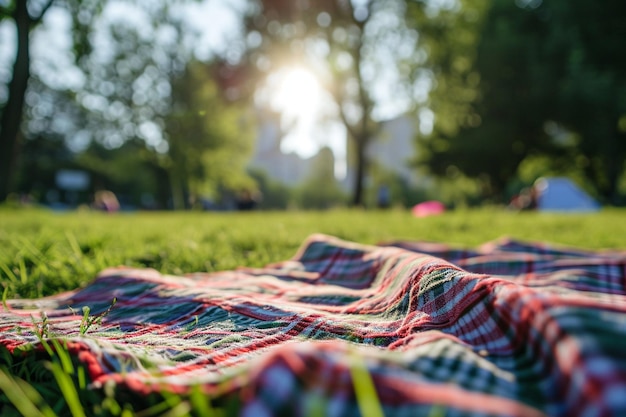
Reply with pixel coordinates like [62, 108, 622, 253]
[152, 164, 171, 209]
[351, 134, 367, 207]
[0, 1, 31, 202]
[606, 131, 625, 206]
[604, 148, 622, 206]
[170, 170, 186, 210]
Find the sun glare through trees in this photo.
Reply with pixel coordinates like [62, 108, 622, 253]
[1, 0, 625, 209]
[264, 66, 325, 157]
[271, 67, 321, 120]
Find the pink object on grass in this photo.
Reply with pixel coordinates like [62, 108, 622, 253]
[412, 200, 446, 217]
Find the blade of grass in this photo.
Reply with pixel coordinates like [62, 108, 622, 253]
[159, 401, 192, 417]
[348, 350, 385, 417]
[77, 365, 87, 390]
[47, 360, 86, 417]
[16, 236, 48, 264]
[18, 257, 28, 284]
[135, 399, 180, 417]
[65, 231, 83, 259]
[189, 384, 222, 417]
[0, 261, 18, 284]
[31, 314, 53, 350]
[51, 339, 75, 375]
[2, 285, 8, 310]
[0, 366, 57, 417]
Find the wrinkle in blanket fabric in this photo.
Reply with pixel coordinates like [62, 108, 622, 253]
[1, 234, 626, 416]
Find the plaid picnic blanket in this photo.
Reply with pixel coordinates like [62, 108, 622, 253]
[2, 234, 626, 416]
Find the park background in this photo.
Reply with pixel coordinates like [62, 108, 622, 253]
[1, 0, 625, 211]
[2, 2, 626, 415]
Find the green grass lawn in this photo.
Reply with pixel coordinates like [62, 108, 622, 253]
[2, 207, 625, 299]
[1, 207, 626, 416]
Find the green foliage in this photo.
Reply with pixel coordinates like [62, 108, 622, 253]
[363, 164, 432, 209]
[418, 0, 626, 204]
[0, 341, 236, 416]
[415, 0, 534, 201]
[293, 148, 349, 209]
[432, 175, 483, 209]
[164, 61, 256, 208]
[248, 168, 293, 210]
[7, 1, 256, 210]
[545, 0, 626, 203]
[0, 366, 57, 417]
[72, 139, 168, 207]
[408, 0, 489, 137]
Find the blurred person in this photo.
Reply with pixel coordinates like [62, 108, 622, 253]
[377, 184, 391, 209]
[508, 187, 537, 211]
[93, 190, 120, 212]
[236, 189, 258, 211]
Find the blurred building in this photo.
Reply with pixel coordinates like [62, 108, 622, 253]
[369, 116, 420, 185]
[249, 113, 422, 188]
[248, 111, 334, 185]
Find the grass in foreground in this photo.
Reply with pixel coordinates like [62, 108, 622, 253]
[1, 207, 625, 416]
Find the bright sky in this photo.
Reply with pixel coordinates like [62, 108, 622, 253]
[257, 66, 348, 177]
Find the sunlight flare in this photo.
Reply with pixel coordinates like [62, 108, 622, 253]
[270, 67, 322, 122]
[258, 66, 346, 176]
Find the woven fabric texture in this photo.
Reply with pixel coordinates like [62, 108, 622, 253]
[2, 234, 626, 416]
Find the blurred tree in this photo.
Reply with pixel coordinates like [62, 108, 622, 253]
[12, 132, 75, 203]
[164, 61, 255, 209]
[71, 2, 256, 209]
[11, 73, 84, 197]
[547, 0, 626, 204]
[295, 146, 347, 209]
[247, 168, 292, 209]
[67, 2, 183, 154]
[74, 139, 166, 208]
[418, 0, 626, 203]
[238, 0, 426, 207]
[364, 166, 431, 209]
[408, 0, 489, 140]
[0, 0, 106, 203]
[6, 0, 256, 208]
[0, 0, 55, 202]
[416, 0, 549, 201]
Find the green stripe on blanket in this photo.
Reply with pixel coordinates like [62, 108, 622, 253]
[1, 234, 625, 416]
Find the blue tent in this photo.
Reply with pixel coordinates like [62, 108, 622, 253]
[535, 177, 600, 212]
